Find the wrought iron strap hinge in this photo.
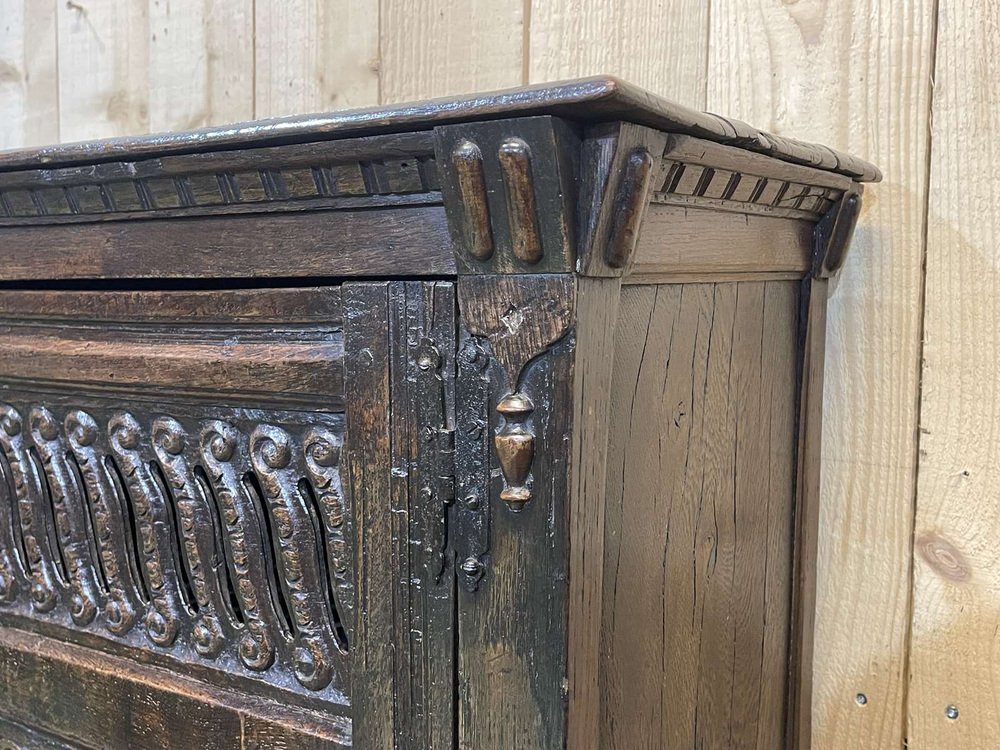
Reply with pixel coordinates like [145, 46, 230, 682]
[452, 335, 491, 593]
[435, 426, 456, 508]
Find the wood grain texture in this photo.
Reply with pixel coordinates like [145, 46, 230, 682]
[601, 281, 799, 749]
[455, 274, 576, 749]
[528, 0, 709, 108]
[379, 0, 524, 104]
[0, 207, 455, 281]
[0, 627, 350, 749]
[788, 279, 829, 749]
[629, 205, 812, 281]
[910, 2, 1000, 747]
[344, 282, 456, 749]
[254, 0, 379, 118]
[56, 0, 150, 142]
[576, 123, 669, 277]
[435, 116, 579, 274]
[0, 323, 343, 403]
[707, 2, 935, 746]
[148, 0, 253, 131]
[343, 283, 394, 750]
[566, 276, 621, 747]
[0, 0, 58, 150]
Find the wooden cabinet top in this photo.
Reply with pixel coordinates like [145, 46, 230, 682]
[0, 77, 874, 285]
[0, 76, 879, 181]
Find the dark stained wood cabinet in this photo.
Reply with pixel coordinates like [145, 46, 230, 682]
[0, 78, 877, 749]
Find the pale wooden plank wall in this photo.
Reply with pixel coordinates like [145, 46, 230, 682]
[0, 1, 58, 149]
[911, 1, 1000, 748]
[707, 3, 936, 748]
[0, 1, 991, 747]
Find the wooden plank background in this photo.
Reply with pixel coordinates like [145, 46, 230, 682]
[0, 1, 988, 747]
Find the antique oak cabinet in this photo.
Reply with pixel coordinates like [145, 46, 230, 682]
[0, 78, 877, 749]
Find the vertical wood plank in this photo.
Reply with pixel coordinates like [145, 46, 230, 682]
[528, 0, 709, 108]
[759, 281, 800, 748]
[566, 277, 622, 748]
[379, 0, 524, 104]
[148, 0, 254, 131]
[601, 281, 799, 749]
[0, 0, 58, 149]
[787, 278, 829, 750]
[386, 281, 456, 750]
[254, 0, 379, 118]
[345, 282, 456, 750]
[56, 0, 150, 141]
[910, 2, 1000, 747]
[707, 3, 935, 746]
[455, 275, 576, 750]
[344, 282, 394, 750]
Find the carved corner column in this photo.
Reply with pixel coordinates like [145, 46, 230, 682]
[453, 274, 576, 749]
[436, 116, 584, 748]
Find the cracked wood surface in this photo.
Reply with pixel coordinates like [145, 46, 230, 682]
[601, 281, 799, 748]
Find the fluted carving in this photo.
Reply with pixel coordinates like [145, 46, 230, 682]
[0, 402, 350, 696]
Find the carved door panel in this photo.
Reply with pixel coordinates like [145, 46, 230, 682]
[0, 281, 457, 749]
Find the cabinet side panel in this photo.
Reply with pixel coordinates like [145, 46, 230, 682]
[601, 280, 799, 749]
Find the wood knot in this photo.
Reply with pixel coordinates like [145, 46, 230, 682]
[916, 532, 971, 583]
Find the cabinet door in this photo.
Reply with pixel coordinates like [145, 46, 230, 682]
[0, 282, 456, 749]
[343, 281, 457, 750]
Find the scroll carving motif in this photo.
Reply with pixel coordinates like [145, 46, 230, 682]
[28, 406, 101, 626]
[152, 417, 227, 658]
[108, 412, 185, 647]
[249, 425, 345, 691]
[65, 409, 142, 635]
[0, 402, 350, 697]
[0, 405, 59, 613]
[200, 420, 280, 672]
